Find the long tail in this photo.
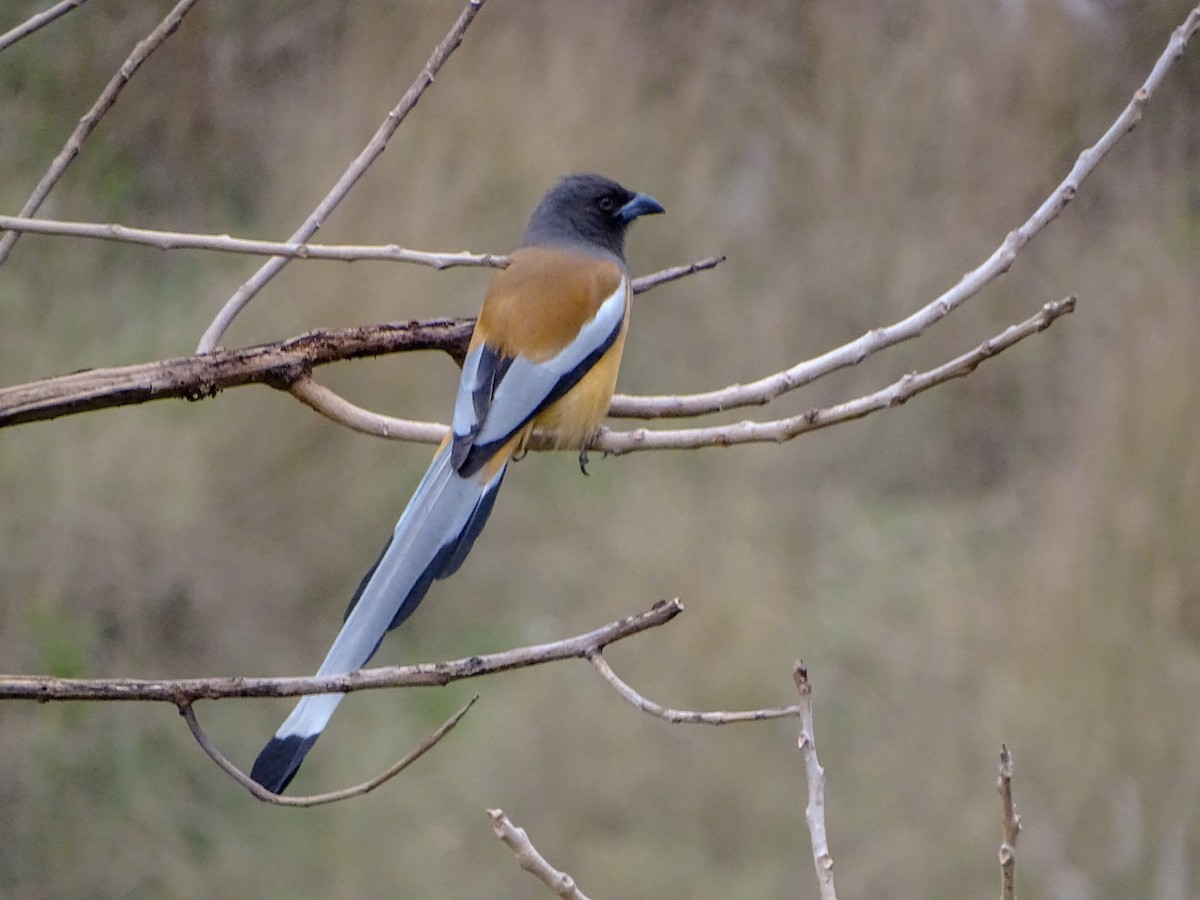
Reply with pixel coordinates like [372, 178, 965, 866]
[250, 442, 507, 793]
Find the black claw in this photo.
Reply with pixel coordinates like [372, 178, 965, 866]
[578, 447, 590, 476]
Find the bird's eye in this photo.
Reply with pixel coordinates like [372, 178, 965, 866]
[597, 195, 615, 212]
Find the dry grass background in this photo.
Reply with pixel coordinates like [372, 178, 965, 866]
[2, 1, 1200, 897]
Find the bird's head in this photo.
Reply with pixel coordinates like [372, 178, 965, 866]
[521, 173, 664, 262]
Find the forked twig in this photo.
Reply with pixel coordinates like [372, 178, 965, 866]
[609, 6, 1200, 422]
[0, 601, 682, 802]
[0, 293, 1075, 445]
[0, 258, 722, 431]
[597, 295, 1075, 453]
[287, 293, 1076, 451]
[0, 600, 683, 702]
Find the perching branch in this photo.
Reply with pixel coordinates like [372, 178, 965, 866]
[195, 0, 488, 353]
[998, 744, 1021, 900]
[0, 0, 200, 264]
[0, 0, 93, 53]
[489, 809, 592, 900]
[286, 293, 1077, 452]
[794, 662, 837, 900]
[2, 292, 1069, 445]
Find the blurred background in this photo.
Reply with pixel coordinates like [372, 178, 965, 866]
[2, 1, 1199, 897]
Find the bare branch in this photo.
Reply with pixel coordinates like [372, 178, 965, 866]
[595, 295, 1076, 454]
[586, 650, 801, 724]
[311, 287, 1061, 445]
[0, 293, 1073, 453]
[0, 319, 474, 429]
[288, 376, 449, 444]
[998, 744, 1022, 900]
[794, 662, 837, 900]
[489, 809, 592, 900]
[630, 254, 725, 294]
[0, 0, 200, 264]
[0, 214, 726, 287]
[0, 248, 720, 431]
[0, 0, 92, 52]
[182, 696, 477, 807]
[9, 2, 1190, 441]
[0, 599, 683, 703]
[0, 214, 508, 269]
[607, 9, 1200, 422]
[195, 0, 488, 353]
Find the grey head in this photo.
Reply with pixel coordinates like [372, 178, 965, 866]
[520, 173, 665, 265]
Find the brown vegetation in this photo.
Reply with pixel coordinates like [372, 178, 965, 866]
[1, 1, 1199, 897]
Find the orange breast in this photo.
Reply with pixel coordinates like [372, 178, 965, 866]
[473, 248, 624, 362]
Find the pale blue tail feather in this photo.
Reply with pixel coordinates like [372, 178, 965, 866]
[250, 444, 506, 792]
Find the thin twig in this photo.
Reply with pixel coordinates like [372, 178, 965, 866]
[998, 744, 1021, 900]
[587, 650, 801, 724]
[195, 0, 487, 352]
[0, 0, 200, 264]
[0, 600, 683, 702]
[489, 809, 592, 900]
[181, 696, 477, 807]
[794, 662, 837, 900]
[0, 0, 92, 52]
[631, 254, 725, 294]
[288, 377, 450, 444]
[0, 214, 724, 288]
[0, 214, 508, 269]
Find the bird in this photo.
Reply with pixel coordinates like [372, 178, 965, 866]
[250, 174, 665, 793]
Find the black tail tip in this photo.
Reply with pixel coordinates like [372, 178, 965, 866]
[250, 734, 317, 795]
